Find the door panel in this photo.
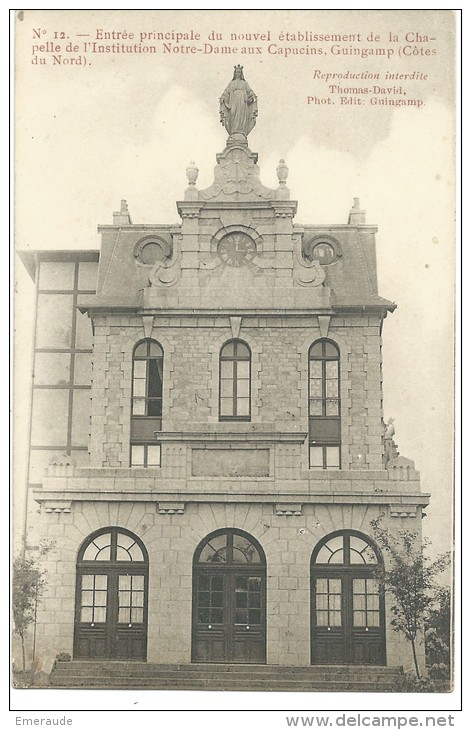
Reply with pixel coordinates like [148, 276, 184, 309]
[311, 575, 385, 665]
[192, 570, 266, 663]
[74, 570, 147, 661]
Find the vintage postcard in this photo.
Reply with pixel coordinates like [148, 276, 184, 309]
[12, 8, 457, 718]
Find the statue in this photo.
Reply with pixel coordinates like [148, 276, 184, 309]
[219, 65, 258, 139]
[382, 417, 399, 465]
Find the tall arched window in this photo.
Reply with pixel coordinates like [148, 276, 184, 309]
[310, 530, 385, 665]
[219, 340, 251, 421]
[130, 339, 163, 467]
[309, 339, 340, 469]
[74, 527, 149, 660]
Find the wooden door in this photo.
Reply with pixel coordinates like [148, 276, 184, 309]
[192, 529, 266, 664]
[74, 528, 148, 661]
[311, 531, 386, 666]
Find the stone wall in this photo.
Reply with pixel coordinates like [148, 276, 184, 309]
[33, 500, 424, 671]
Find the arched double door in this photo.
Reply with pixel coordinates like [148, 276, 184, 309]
[192, 529, 266, 664]
[74, 527, 148, 661]
[311, 530, 386, 665]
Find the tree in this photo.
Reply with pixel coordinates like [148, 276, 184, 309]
[371, 517, 450, 679]
[425, 585, 451, 679]
[12, 541, 55, 672]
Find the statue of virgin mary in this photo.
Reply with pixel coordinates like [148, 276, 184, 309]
[219, 66, 258, 138]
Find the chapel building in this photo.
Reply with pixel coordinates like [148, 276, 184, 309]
[19, 68, 429, 681]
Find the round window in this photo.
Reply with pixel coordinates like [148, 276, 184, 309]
[134, 238, 169, 266]
[310, 242, 336, 265]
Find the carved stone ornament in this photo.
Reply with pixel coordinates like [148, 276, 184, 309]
[293, 240, 326, 287]
[148, 240, 182, 288]
[200, 145, 275, 201]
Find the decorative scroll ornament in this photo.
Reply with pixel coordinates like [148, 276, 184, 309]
[148, 241, 182, 287]
[293, 240, 326, 287]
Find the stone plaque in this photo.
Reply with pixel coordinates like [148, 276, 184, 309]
[192, 448, 269, 477]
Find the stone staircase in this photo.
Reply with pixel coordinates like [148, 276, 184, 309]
[49, 661, 402, 692]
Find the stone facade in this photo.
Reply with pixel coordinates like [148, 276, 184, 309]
[19, 75, 429, 680]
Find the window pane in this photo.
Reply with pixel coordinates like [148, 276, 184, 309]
[94, 547, 111, 561]
[34, 353, 71, 385]
[38, 262, 75, 291]
[235, 342, 250, 358]
[148, 359, 163, 397]
[326, 400, 340, 416]
[119, 575, 131, 590]
[198, 609, 210, 623]
[81, 607, 93, 622]
[220, 361, 233, 379]
[310, 446, 324, 468]
[233, 534, 261, 563]
[309, 399, 323, 417]
[326, 446, 340, 468]
[324, 343, 339, 357]
[134, 342, 147, 357]
[131, 607, 143, 623]
[147, 445, 161, 466]
[220, 398, 233, 416]
[310, 342, 323, 358]
[211, 609, 223, 624]
[237, 360, 250, 379]
[235, 609, 247, 624]
[148, 341, 163, 357]
[249, 609, 261, 625]
[330, 611, 342, 627]
[353, 611, 366, 627]
[309, 378, 322, 398]
[31, 390, 69, 446]
[237, 379, 250, 398]
[221, 342, 235, 357]
[71, 390, 91, 447]
[95, 575, 107, 590]
[310, 361, 322, 379]
[116, 546, 132, 561]
[236, 592, 248, 608]
[78, 262, 98, 290]
[220, 380, 233, 398]
[131, 445, 144, 466]
[74, 353, 92, 385]
[199, 534, 227, 562]
[316, 610, 328, 626]
[236, 397, 250, 416]
[132, 399, 146, 416]
[326, 379, 339, 398]
[133, 360, 147, 378]
[81, 575, 94, 590]
[133, 379, 146, 397]
[36, 294, 73, 348]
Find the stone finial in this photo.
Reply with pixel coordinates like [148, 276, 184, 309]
[348, 197, 366, 225]
[186, 161, 199, 187]
[113, 199, 132, 225]
[276, 159, 289, 186]
[220, 66, 258, 143]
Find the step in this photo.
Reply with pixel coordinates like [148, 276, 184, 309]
[49, 676, 397, 692]
[52, 661, 398, 676]
[49, 661, 400, 692]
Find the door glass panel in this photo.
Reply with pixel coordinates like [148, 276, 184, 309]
[248, 609, 261, 625]
[80, 574, 108, 623]
[199, 534, 227, 563]
[232, 535, 261, 563]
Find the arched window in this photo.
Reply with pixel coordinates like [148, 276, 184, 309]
[219, 340, 251, 421]
[192, 529, 266, 664]
[74, 527, 149, 660]
[311, 530, 385, 665]
[130, 339, 163, 467]
[309, 339, 340, 469]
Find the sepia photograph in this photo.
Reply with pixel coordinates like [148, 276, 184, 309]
[12, 7, 457, 717]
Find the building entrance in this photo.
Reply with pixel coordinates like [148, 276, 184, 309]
[192, 529, 266, 664]
[311, 531, 386, 665]
[74, 527, 148, 661]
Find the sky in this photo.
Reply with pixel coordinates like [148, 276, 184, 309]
[14, 9, 456, 559]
